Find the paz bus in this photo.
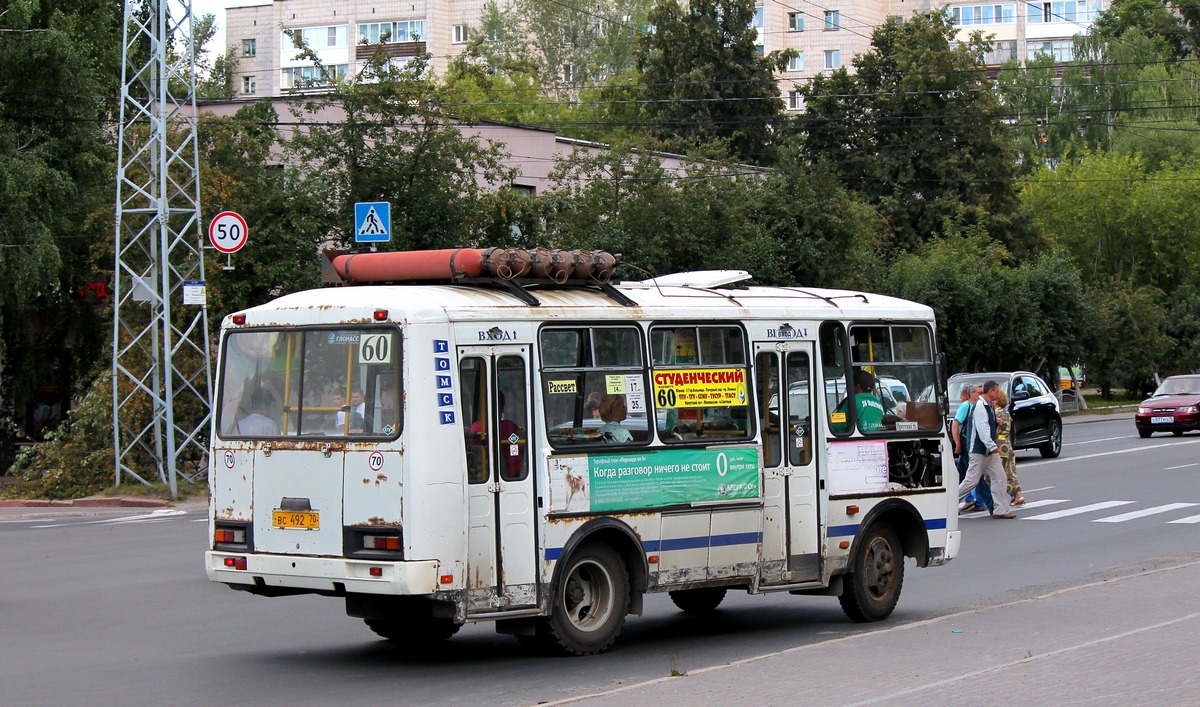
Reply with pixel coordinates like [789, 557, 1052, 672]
[205, 247, 960, 655]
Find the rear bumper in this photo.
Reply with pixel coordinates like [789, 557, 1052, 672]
[205, 552, 439, 595]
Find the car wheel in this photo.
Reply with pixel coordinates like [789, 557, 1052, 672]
[1138, 429, 1152, 439]
[839, 523, 904, 623]
[1039, 418, 1062, 458]
[543, 543, 629, 656]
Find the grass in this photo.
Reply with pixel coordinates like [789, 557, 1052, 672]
[94, 479, 209, 502]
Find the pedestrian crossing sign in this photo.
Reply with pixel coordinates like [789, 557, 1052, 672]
[354, 201, 391, 243]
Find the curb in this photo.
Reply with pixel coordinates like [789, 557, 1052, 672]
[0, 496, 168, 508]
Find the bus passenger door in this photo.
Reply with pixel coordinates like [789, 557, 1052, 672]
[754, 342, 820, 584]
[459, 347, 537, 613]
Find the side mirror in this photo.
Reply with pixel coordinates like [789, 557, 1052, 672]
[1012, 390, 1031, 402]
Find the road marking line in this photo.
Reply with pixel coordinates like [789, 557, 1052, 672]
[1022, 438, 1200, 467]
[31, 509, 187, 529]
[960, 498, 1067, 517]
[1063, 435, 1138, 446]
[1094, 503, 1200, 523]
[1168, 514, 1200, 524]
[1024, 500, 1134, 520]
[1165, 463, 1200, 470]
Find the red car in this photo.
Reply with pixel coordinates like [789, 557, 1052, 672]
[1136, 375, 1200, 438]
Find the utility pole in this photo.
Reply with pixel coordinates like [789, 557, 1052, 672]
[112, 0, 212, 496]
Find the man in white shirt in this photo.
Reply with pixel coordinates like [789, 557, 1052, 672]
[956, 380, 1016, 518]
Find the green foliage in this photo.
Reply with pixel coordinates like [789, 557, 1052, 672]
[0, 0, 121, 447]
[635, 0, 791, 165]
[197, 103, 325, 321]
[1082, 279, 1171, 397]
[1021, 150, 1200, 296]
[1093, 0, 1200, 60]
[883, 228, 1085, 378]
[799, 12, 1023, 251]
[285, 53, 517, 251]
[5, 371, 117, 499]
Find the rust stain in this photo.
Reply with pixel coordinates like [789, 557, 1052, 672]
[362, 478, 370, 485]
[376, 473, 387, 482]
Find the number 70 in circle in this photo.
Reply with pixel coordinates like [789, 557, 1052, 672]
[208, 211, 249, 253]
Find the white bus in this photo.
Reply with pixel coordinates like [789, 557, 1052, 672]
[205, 248, 960, 655]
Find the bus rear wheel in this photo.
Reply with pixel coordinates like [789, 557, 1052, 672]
[544, 543, 629, 655]
[364, 617, 461, 643]
[668, 587, 727, 614]
[839, 523, 904, 623]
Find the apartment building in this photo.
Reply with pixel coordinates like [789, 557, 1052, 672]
[226, 0, 1105, 108]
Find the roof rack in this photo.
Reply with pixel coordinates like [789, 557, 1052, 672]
[323, 247, 635, 307]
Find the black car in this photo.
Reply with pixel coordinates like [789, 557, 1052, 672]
[948, 371, 1063, 458]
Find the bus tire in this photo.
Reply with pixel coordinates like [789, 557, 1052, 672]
[544, 542, 629, 655]
[364, 617, 461, 643]
[668, 587, 727, 614]
[838, 523, 903, 623]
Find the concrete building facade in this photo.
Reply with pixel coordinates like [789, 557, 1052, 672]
[225, 0, 1106, 107]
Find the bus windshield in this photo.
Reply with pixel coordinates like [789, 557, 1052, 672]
[216, 327, 401, 438]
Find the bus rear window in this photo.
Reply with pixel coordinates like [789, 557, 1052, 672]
[217, 328, 401, 439]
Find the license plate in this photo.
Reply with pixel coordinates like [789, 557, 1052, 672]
[273, 510, 319, 529]
[1151, 416, 1174, 424]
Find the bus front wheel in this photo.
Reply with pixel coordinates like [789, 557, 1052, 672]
[838, 523, 904, 623]
[545, 543, 629, 655]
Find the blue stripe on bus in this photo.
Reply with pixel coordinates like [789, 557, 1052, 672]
[545, 532, 763, 561]
[546, 522, 947, 560]
[829, 518, 947, 538]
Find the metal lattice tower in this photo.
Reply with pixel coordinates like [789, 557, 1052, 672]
[112, 0, 212, 495]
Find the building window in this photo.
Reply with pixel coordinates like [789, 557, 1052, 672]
[788, 12, 804, 31]
[242, 39, 257, 57]
[949, 4, 1016, 25]
[752, 5, 764, 32]
[287, 25, 349, 50]
[453, 24, 469, 44]
[788, 53, 804, 71]
[359, 19, 425, 44]
[241, 75, 256, 94]
[824, 49, 840, 69]
[281, 64, 349, 89]
[562, 63, 575, 83]
[824, 10, 840, 29]
[1026, 0, 1094, 23]
[1028, 39, 1074, 61]
[788, 91, 804, 110]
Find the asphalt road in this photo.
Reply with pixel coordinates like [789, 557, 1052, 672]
[2, 415, 1198, 706]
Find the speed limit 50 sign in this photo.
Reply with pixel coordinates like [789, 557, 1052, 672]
[208, 211, 248, 253]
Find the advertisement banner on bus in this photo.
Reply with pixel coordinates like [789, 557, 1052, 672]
[549, 447, 760, 513]
[652, 368, 748, 409]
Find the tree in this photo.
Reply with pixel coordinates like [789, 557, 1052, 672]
[799, 13, 1023, 252]
[1021, 150, 1200, 296]
[1083, 279, 1171, 397]
[635, 0, 792, 165]
[1093, 0, 1200, 61]
[197, 103, 327, 319]
[284, 52, 517, 251]
[0, 0, 121, 465]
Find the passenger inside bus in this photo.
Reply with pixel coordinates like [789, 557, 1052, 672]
[468, 392, 524, 479]
[597, 395, 633, 443]
[832, 370, 885, 433]
[237, 388, 280, 436]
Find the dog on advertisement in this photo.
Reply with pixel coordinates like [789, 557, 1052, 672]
[564, 470, 587, 509]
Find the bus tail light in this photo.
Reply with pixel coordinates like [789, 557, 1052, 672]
[223, 556, 248, 570]
[363, 535, 401, 551]
[213, 520, 251, 550]
[345, 527, 404, 558]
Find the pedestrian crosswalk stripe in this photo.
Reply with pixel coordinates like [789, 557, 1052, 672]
[1094, 503, 1200, 523]
[1023, 501, 1134, 520]
[1167, 514, 1200, 524]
